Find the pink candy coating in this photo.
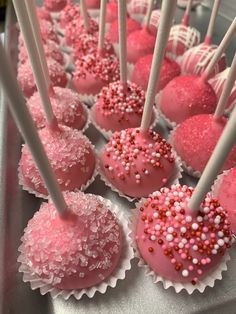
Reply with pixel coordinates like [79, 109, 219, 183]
[172, 114, 236, 174]
[107, 17, 141, 44]
[44, 0, 67, 12]
[86, 0, 100, 9]
[22, 191, 122, 289]
[213, 167, 236, 234]
[94, 81, 153, 132]
[37, 7, 53, 23]
[20, 125, 96, 197]
[60, 2, 80, 28]
[100, 128, 176, 198]
[127, 29, 156, 64]
[181, 43, 227, 77]
[27, 87, 87, 130]
[39, 20, 60, 44]
[131, 55, 181, 93]
[159, 75, 217, 125]
[136, 185, 232, 284]
[106, 2, 118, 23]
[72, 53, 120, 95]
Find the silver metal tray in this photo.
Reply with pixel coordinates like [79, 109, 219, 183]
[0, 1, 236, 313]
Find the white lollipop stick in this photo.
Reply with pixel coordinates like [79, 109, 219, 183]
[140, 0, 177, 133]
[12, 0, 56, 127]
[118, 0, 127, 87]
[202, 17, 236, 82]
[0, 41, 67, 218]
[24, 0, 51, 89]
[98, 0, 107, 54]
[80, 0, 90, 31]
[188, 81, 236, 212]
[182, 0, 193, 26]
[204, 0, 221, 45]
[143, 0, 154, 27]
[214, 54, 236, 119]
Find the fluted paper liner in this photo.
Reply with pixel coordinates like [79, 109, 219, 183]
[98, 148, 183, 202]
[18, 140, 99, 200]
[155, 92, 177, 129]
[130, 202, 231, 294]
[17, 196, 134, 300]
[90, 105, 160, 140]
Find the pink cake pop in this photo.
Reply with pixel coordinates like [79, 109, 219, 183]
[180, 0, 226, 76]
[107, 17, 141, 44]
[20, 125, 96, 197]
[106, 2, 118, 23]
[209, 67, 236, 112]
[158, 18, 236, 127]
[38, 19, 60, 44]
[19, 40, 65, 66]
[213, 167, 236, 234]
[131, 54, 181, 93]
[72, 51, 119, 96]
[100, 128, 177, 198]
[166, 0, 200, 59]
[36, 6, 53, 23]
[18, 59, 68, 98]
[135, 185, 232, 285]
[86, 0, 100, 9]
[27, 87, 88, 130]
[59, 1, 80, 28]
[44, 0, 67, 12]
[21, 191, 122, 290]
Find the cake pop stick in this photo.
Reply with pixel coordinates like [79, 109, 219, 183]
[214, 54, 236, 119]
[80, 0, 90, 31]
[13, 0, 57, 128]
[143, 0, 154, 28]
[118, 0, 127, 88]
[188, 87, 236, 212]
[182, 0, 193, 26]
[98, 0, 107, 55]
[140, 0, 177, 133]
[0, 40, 67, 218]
[202, 17, 236, 81]
[24, 0, 50, 89]
[204, 0, 221, 45]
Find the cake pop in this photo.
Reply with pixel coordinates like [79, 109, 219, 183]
[59, 1, 80, 29]
[131, 54, 181, 93]
[180, 0, 226, 76]
[213, 167, 236, 234]
[44, 0, 67, 12]
[27, 87, 88, 131]
[36, 6, 53, 23]
[86, 0, 100, 9]
[148, 9, 161, 35]
[166, 0, 200, 59]
[106, 2, 118, 23]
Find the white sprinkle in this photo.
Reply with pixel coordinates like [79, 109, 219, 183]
[167, 227, 174, 233]
[180, 227, 187, 233]
[151, 235, 156, 241]
[166, 234, 174, 242]
[192, 223, 199, 230]
[155, 224, 161, 231]
[217, 239, 225, 246]
[182, 269, 189, 277]
[186, 216, 192, 222]
[192, 258, 198, 264]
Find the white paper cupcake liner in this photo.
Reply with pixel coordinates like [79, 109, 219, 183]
[168, 127, 202, 179]
[130, 203, 231, 294]
[17, 196, 134, 300]
[98, 148, 183, 203]
[89, 106, 160, 140]
[155, 92, 177, 129]
[54, 21, 65, 37]
[18, 141, 99, 200]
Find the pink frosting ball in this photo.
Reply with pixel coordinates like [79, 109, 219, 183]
[39, 20, 60, 44]
[107, 17, 141, 44]
[127, 29, 156, 64]
[65, 18, 98, 47]
[27, 87, 87, 130]
[180, 43, 227, 77]
[159, 75, 217, 125]
[72, 33, 114, 61]
[100, 128, 177, 198]
[86, 0, 100, 9]
[93, 81, 154, 133]
[72, 53, 119, 95]
[60, 2, 80, 28]
[209, 67, 236, 112]
[44, 0, 67, 12]
[37, 7, 53, 23]
[135, 185, 233, 285]
[166, 24, 200, 58]
[131, 55, 181, 93]
[106, 2, 118, 23]
[172, 114, 236, 174]
[19, 40, 65, 65]
[20, 125, 96, 197]
[22, 191, 122, 289]
[18, 59, 68, 98]
[213, 167, 236, 234]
